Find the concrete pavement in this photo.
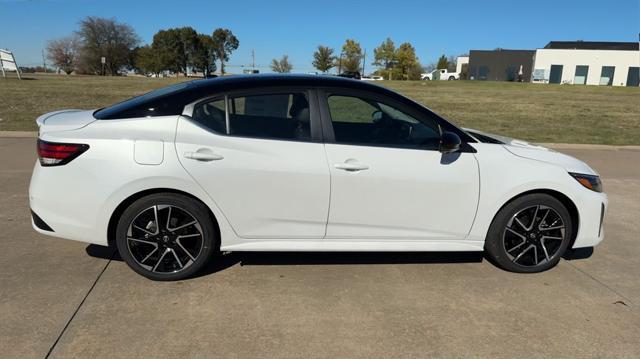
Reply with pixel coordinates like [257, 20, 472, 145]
[0, 138, 638, 358]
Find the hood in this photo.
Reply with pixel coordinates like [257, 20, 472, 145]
[464, 128, 598, 176]
[36, 109, 98, 134]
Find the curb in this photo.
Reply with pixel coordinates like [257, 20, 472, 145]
[0, 131, 638, 151]
[0, 131, 37, 138]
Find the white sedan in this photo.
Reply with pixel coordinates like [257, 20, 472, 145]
[30, 75, 607, 280]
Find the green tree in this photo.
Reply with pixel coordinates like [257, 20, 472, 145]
[339, 39, 363, 73]
[436, 54, 449, 69]
[271, 55, 293, 73]
[211, 28, 239, 75]
[150, 27, 199, 76]
[395, 42, 420, 80]
[151, 29, 182, 74]
[191, 34, 217, 77]
[312, 45, 335, 73]
[372, 37, 396, 79]
[134, 45, 163, 76]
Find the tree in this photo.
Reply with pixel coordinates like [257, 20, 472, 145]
[312, 45, 335, 73]
[177, 27, 199, 75]
[436, 54, 449, 70]
[424, 62, 437, 72]
[191, 34, 217, 77]
[150, 27, 199, 76]
[46, 35, 80, 74]
[407, 62, 425, 81]
[150, 29, 183, 74]
[372, 37, 396, 79]
[395, 42, 420, 80]
[447, 55, 458, 72]
[339, 39, 363, 73]
[211, 28, 239, 75]
[271, 55, 293, 73]
[134, 45, 163, 76]
[76, 16, 140, 75]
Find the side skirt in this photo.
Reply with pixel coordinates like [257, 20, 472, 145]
[221, 239, 485, 252]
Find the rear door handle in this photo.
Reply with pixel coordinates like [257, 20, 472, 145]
[184, 149, 224, 162]
[334, 162, 369, 172]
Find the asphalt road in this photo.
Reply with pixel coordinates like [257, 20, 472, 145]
[1, 138, 639, 358]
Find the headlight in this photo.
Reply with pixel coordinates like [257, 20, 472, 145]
[569, 172, 603, 192]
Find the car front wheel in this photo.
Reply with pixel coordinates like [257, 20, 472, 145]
[485, 193, 573, 273]
[115, 193, 216, 281]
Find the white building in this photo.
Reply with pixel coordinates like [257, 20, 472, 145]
[532, 41, 639, 86]
[456, 56, 469, 74]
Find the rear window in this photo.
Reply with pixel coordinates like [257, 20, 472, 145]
[94, 82, 195, 119]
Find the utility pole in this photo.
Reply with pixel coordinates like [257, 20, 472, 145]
[362, 48, 366, 75]
[42, 49, 47, 73]
[251, 49, 255, 71]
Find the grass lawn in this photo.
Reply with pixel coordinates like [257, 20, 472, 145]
[0, 73, 638, 145]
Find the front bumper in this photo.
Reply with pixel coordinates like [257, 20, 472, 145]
[572, 191, 608, 248]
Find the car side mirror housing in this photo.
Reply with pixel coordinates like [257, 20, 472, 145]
[371, 110, 383, 123]
[439, 131, 461, 154]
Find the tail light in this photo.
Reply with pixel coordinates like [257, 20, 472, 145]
[37, 139, 89, 166]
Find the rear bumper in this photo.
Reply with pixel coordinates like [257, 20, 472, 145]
[29, 161, 108, 245]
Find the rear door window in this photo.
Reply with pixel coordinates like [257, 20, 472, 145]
[192, 92, 312, 142]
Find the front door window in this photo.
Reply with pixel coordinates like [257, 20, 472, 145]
[326, 95, 441, 150]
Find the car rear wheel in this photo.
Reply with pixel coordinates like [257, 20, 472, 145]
[485, 193, 572, 273]
[115, 193, 216, 281]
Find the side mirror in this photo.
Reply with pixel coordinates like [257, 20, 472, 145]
[439, 131, 461, 154]
[371, 110, 383, 123]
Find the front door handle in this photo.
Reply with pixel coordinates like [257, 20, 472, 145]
[334, 161, 369, 172]
[184, 149, 224, 162]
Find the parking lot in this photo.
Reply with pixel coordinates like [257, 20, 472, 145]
[1, 137, 639, 358]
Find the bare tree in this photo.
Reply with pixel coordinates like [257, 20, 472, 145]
[46, 35, 80, 74]
[271, 55, 293, 73]
[447, 55, 458, 72]
[76, 16, 140, 75]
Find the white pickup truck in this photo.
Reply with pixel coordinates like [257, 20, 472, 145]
[421, 68, 459, 81]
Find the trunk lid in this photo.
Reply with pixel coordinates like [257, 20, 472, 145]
[36, 109, 98, 134]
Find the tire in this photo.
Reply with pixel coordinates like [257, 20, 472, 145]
[484, 193, 573, 273]
[448, 76, 455, 80]
[115, 193, 217, 281]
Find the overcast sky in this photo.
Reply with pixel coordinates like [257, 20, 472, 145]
[1, 0, 638, 73]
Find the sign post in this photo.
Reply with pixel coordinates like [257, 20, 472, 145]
[0, 49, 21, 79]
[101, 56, 106, 76]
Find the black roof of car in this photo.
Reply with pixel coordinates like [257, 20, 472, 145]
[187, 74, 373, 91]
[94, 74, 395, 120]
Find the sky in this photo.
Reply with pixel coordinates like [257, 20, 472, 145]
[1, 0, 638, 73]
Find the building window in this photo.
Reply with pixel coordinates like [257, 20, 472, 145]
[549, 65, 563, 84]
[574, 65, 589, 85]
[599, 66, 615, 86]
[626, 67, 639, 87]
[478, 66, 489, 80]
